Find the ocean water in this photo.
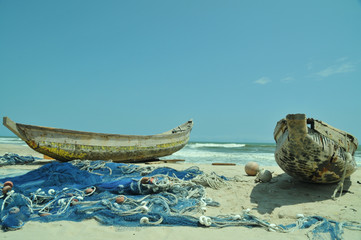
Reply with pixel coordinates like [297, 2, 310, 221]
[0, 136, 27, 146]
[162, 142, 278, 166]
[1, 137, 360, 166]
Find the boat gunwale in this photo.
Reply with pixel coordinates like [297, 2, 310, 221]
[5, 117, 193, 140]
[274, 117, 358, 149]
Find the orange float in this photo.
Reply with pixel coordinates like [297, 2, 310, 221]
[140, 177, 154, 184]
[115, 195, 125, 204]
[40, 213, 51, 217]
[84, 187, 94, 194]
[71, 198, 79, 206]
[4, 181, 14, 188]
[2, 185, 12, 195]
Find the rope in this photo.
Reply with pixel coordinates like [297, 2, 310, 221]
[3, 159, 360, 240]
[1, 191, 14, 212]
[332, 134, 351, 200]
[140, 216, 163, 225]
[71, 160, 113, 175]
[191, 172, 230, 189]
[229, 175, 248, 182]
[1, 191, 34, 217]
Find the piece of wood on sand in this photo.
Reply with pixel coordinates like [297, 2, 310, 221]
[211, 163, 236, 166]
[145, 159, 185, 165]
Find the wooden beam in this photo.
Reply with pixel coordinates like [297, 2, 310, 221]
[3, 117, 27, 141]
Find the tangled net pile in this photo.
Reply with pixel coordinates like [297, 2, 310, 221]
[0, 153, 36, 166]
[1, 155, 361, 240]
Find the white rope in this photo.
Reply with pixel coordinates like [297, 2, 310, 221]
[332, 134, 351, 200]
[71, 160, 113, 175]
[199, 215, 212, 227]
[1, 191, 34, 215]
[1, 190, 14, 211]
[140, 216, 163, 225]
[191, 172, 230, 189]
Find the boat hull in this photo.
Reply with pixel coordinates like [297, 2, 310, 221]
[274, 114, 358, 183]
[3, 117, 193, 163]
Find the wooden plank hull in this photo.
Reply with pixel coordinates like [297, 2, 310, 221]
[3, 117, 193, 163]
[274, 114, 358, 183]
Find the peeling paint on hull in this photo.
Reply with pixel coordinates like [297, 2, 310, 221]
[274, 114, 358, 183]
[3, 117, 193, 163]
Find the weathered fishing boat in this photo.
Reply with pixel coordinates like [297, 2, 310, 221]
[3, 117, 193, 163]
[274, 114, 358, 184]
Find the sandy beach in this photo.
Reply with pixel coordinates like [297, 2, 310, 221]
[1, 144, 360, 240]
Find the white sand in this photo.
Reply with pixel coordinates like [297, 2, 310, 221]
[1, 144, 361, 239]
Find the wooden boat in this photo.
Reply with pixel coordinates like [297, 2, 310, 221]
[274, 114, 358, 183]
[3, 117, 193, 163]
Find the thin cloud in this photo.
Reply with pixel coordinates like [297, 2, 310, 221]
[316, 63, 355, 77]
[254, 77, 271, 85]
[281, 76, 295, 83]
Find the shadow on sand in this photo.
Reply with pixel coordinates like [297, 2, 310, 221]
[250, 173, 352, 214]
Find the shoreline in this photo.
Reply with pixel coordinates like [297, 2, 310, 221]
[1, 144, 360, 239]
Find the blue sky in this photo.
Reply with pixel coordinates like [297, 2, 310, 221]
[0, 0, 360, 142]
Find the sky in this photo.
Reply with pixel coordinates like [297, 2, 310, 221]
[0, 0, 360, 143]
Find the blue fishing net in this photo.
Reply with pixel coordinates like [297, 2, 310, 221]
[0, 160, 215, 230]
[1, 156, 361, 240]
[0, 153, 36, 166]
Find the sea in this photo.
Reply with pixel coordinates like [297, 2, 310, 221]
[1, 136, 360, 167]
